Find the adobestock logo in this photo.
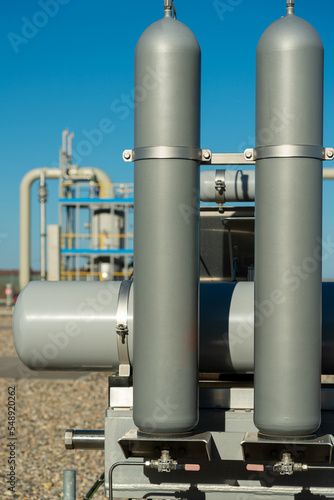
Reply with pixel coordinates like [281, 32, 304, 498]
[212, 0, 244, 22]
[7, 0, 72, 54]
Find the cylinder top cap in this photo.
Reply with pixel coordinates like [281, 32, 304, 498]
[136, 15, 200, 57]
[257, 9, 323, 56]
[286, 0, 295, 14]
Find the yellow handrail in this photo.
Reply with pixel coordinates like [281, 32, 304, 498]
[61, 270, 132, 281]
[61, 233, 133, 250]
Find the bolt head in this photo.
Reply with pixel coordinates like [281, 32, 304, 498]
[64, 430, 74, 449]
[245, 150, 253, 159]
[327, 150, 334, 159]
[123, 151, 131, 160]
[203, 150, 211, 160]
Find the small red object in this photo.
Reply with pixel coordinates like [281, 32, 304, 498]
[184, 464, 200, 472]
[246, 464, 264, 472]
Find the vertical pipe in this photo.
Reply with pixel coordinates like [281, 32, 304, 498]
[20, 168, 61, 290]
[67, 132, 74, 168]
[20, 166, 113, 290]
[61, 129, 69, 178]
[254, 7, 324, 436]
[63, 470, 76, 500]
[39, 171, 47, 281]
[133, 5, 201, 434]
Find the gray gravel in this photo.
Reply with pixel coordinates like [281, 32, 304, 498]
[0, 313, 110, 500]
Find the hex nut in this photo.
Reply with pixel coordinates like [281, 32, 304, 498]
[64, 429, 74, 450]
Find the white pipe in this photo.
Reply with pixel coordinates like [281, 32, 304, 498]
[20, 167, 113, 290]
[67, 132, 74, 166]
[323, 168, 334, 179]
[20, 168, 61, 290]
[39, 171, 47, 281]
[62, 129, 68, 153]
[61, 129, 69, 177]
[41, 205, 46, 281]
[90, 168, 115, 198]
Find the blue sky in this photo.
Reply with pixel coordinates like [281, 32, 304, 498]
[1, 0, 334, 275]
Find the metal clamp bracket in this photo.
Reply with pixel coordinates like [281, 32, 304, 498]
[253, 144, 334, 161]
[115, 280, 132, 377]
[123, 147, 256, 165]
[123, 146, 202, 162]
[214, 169, 226, 205]
[201, 149, 255, 165]
[123, 145, 334, 165]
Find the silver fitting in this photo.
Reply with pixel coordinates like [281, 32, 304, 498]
[146, 450, 178, 473]
[164, 0, 176, 19]
[273, 453, 308, 475]
[286, 0, 295, 14]
[144, 450, 201, 473]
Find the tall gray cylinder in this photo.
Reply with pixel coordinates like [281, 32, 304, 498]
[254, 9, 324, 436]
[133, 9, 201, 434]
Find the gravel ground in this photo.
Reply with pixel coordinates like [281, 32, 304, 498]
[2, 309, 334, 500]
[0, 313, 110, 500]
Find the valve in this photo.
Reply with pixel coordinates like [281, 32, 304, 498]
[272, 453, 308, 475]
[246, 453, 310, 476]
[145, 450, 200, 473]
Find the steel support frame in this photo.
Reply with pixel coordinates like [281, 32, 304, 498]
[104, 387, 334, 499]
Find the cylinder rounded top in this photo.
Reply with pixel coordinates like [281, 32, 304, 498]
[257, 13, 323, 55]
[136, 16, 200, 56]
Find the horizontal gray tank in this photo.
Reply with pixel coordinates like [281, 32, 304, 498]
[13, 281, 334, 374]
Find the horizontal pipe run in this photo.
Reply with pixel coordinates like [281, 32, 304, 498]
[200, 170, 255, 203]
[200, 168, 334, 204]
[323, 168, 334, 179]
[13, 281, 334, 375]
[65, 429, 104, 450]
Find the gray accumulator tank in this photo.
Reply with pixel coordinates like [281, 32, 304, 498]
[133, 4, 201, 434]
[254, 4, 324, 436]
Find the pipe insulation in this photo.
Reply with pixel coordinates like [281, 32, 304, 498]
[254, 8, 324, 436]
[13, 281, 334, 375]
[132, 6, 201, 433]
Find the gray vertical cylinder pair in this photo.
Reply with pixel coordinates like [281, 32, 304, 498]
[254, 8, 324, 436]
[133, 9, 201, 433]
